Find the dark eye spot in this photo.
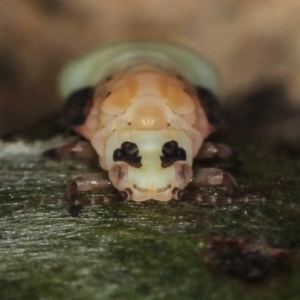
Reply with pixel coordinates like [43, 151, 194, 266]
[63, 86, 94, 127]
[195, 86, 222, 127]
[113, 142, 142, 168]
[160, 140, 186, 168]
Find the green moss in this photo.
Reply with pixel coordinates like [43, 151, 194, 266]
[0, 128, 300, 300]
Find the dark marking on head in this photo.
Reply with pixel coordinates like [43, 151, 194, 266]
[113, 142, 142, 168]
[160, 140, 186, 168]
[63, 87, 94, 127]
[196, 86, 222, 127]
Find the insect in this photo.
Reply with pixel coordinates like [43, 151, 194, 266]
[44, 41, 241, 203]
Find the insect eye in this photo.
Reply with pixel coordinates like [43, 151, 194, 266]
[113, 141, 142, 168]
[160, 140, 187, 168]
[63, 86, 94, 127]
[195, 86, 222, 127]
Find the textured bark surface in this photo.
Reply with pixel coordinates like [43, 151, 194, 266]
[1, 0, 300, 135]
[0, 127, 300, 299]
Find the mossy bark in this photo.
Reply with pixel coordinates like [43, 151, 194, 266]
[0, 128, 300, 300]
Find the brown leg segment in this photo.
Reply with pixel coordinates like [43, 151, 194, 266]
[67, 173, 115, 201]
[189, 168, 241, 196]
[66, 173, 132, 203]
[195, 142, 239, 161]
[172, 189, 248, 204]
[43, 141, 98, 159]
[172, 167, 243, 202]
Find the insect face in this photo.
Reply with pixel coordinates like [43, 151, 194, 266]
[106, 131, 193, 201]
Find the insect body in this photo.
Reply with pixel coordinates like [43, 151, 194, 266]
[46, 42, 240, 202]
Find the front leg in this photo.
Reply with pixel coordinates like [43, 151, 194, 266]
[189, 168, 241, 196]
[173, 168, 242, 201]
[195, 142, 239, 161]
[43, 140, 98, 159]
[67, 173, 132, 204]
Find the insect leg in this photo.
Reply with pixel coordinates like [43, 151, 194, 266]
[189, 168, 241, 196]
[43, 141, 97, 159]
[67, 173, 132, 203]
[195, 142, 240, 161]
[172, 168, 242, 201]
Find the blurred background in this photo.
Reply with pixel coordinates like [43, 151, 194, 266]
[0, 0, 300, 139]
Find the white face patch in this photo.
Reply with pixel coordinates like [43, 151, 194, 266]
[109, 154, 193, 202]
[105, 130, 194, 201]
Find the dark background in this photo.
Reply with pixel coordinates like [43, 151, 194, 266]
[0, 0, 300, 139]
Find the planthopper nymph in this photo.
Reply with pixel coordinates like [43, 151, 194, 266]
[44, 41, 241, 203]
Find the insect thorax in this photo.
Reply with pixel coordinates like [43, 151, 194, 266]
[80, 67, 209, 201]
